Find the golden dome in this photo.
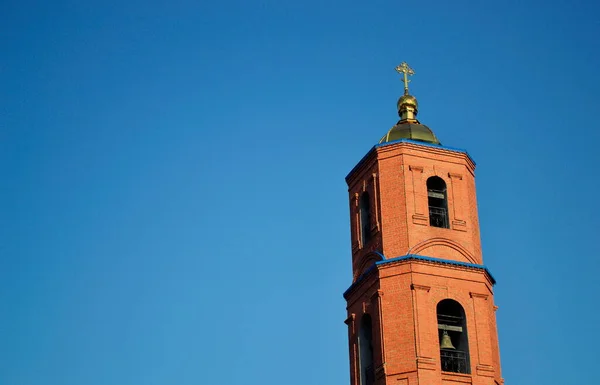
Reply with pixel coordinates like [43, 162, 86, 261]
[397, 94, 418, 111]
[379, 121, 441, 145]
[380, 61, 440, 145]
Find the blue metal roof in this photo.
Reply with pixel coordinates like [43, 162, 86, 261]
[376, 254, 495, 284]
[343, 253, 496, 299]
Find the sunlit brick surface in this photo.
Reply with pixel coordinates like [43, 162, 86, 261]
[344, 141, 503, 385]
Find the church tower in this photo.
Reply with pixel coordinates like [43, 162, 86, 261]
[343, 63, 503, 385]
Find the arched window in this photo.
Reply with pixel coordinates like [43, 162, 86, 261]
[437, 299, 470, 374]
[427, 176, 449, 228]
[358, 314, 375, 385]
[359, 192, 372, 245]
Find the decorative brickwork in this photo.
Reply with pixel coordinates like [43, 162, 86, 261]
[344, 139, 503, 385]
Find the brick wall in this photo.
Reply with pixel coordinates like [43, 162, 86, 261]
[344, 141, 503, 385]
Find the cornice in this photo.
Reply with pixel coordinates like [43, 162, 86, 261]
[346, 139, 476, 184]
[377, 254, 496, 285]
[345, 146, 377, 186]
[377, 141, 476, 174]
[343, 263, 378, 301]
[377, 139, 474, 163]
[343, 253, 496, 301]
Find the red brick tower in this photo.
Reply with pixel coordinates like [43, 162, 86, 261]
[344, 62, 503, 385]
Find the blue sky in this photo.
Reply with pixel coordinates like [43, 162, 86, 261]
[2, 1, 599, 384]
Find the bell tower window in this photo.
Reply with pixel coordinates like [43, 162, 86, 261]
[427, 176, 449, 228]
[437, 299, 471, 374]
[358, 314, 375, 385]
[359, 192, 372, 245]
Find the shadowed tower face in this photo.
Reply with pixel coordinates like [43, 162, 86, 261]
[343, 63, 503, 385]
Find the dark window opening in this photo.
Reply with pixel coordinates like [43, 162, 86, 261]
[437, 299, 471, 374]
[358, 314, 375, 385]
[427, 176, 449, 228]
[359, 192, 372, 245]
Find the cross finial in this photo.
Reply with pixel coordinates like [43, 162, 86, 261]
[395, 62, 415, 95]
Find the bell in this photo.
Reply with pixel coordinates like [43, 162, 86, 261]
[440, 330, 456, 349]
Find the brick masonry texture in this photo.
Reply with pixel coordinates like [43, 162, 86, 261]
[344, 141, 503, 385]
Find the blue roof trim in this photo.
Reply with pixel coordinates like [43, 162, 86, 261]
[342, 264, 376, 299]
[376, 139, 476, 165]
[342, 251, 387, 299]
[346, 139, 476, 181]
[370, 250, 386, 260]
[375, 139, 471, 158]
[343, 253, 496, 299]
[345, 146, 376, 181]
[376, 254, 495, 284]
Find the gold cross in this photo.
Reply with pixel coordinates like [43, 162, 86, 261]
[395, 62, 415, 94]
